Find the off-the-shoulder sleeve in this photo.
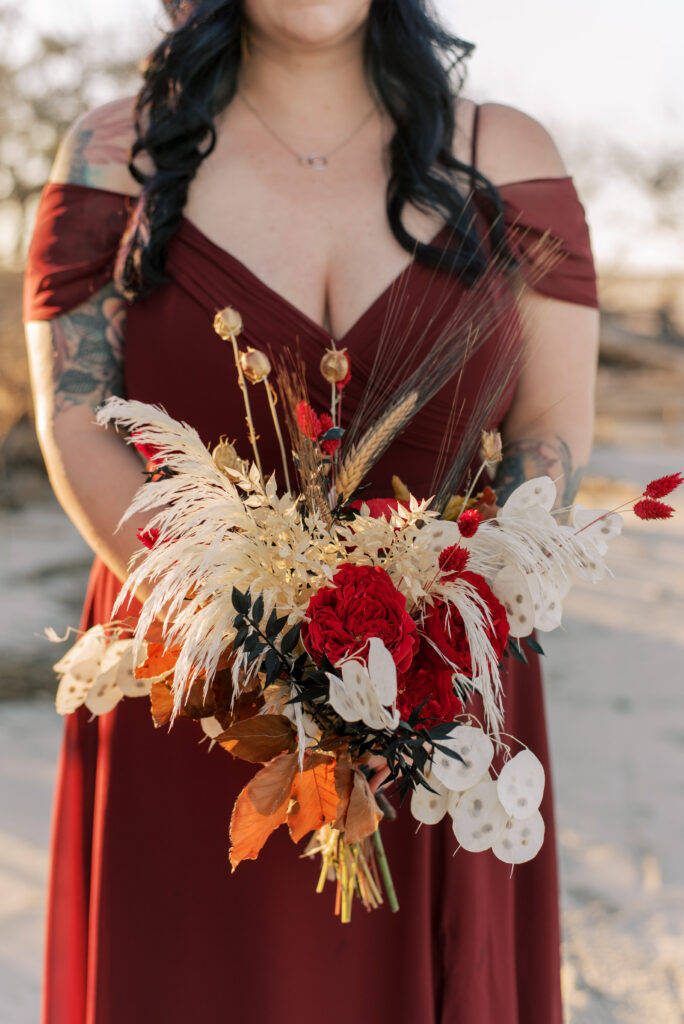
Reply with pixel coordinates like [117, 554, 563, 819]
[23, 182, 132, 321]
[479, 177, 599, 309]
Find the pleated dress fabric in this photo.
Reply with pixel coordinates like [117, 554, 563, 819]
[24, 169, 598, 1024]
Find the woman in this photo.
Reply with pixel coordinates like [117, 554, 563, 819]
[24, 1, 599, 1022]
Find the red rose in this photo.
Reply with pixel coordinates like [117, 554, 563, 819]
[423, 571, 509, 676]
[397, 640, 462, 728]
[137, 527, 160, 550]
[349, 498, 403, 520]
[302, 563, 418, 672]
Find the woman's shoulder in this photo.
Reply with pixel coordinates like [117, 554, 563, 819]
[469, 100, 568, 187]
[49, 96, 144, 197]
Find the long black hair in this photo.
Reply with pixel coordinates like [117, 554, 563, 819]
[115, 0, 507, 302]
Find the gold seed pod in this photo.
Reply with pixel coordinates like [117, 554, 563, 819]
[213, 306, 243, 340]
[240, 347, 272, 384]
[481, 430, 503, 470]
[212, 438, 249, 479]
[320, 346, 350, 384]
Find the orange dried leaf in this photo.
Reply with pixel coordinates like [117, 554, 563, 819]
[343, 770, 383, 844]
[135, 642, 182, 680]
[288, 756, 339, 844]
[248, 751, 298, 816]
[229, 780, 289, 870]
[149, 681, 174, 727]
[218, 715, 296, 763]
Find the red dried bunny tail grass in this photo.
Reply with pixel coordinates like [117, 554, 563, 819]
[643, 473, 683, 499]
[633, 498, 675, 521]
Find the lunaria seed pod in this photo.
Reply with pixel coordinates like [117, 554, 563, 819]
[320, 346, 350, 384]
[212, 438, 248, 478]
[213, 306, 243, 340]
[240, 347, 272, 384]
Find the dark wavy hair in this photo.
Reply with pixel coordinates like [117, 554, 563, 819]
[115, 0, 507, 302]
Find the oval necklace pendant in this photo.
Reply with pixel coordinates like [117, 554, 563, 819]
[299, 154, 328, 170]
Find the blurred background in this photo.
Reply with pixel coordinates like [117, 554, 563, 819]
[0, 1, 682, 1021]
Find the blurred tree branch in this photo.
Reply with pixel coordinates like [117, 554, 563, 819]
[0, 2, 143, 267]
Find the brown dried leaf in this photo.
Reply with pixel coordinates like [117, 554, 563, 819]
[343, 770, 383, 844]
[288, 756, 339, 844]
[178, 677, 216, 719]
[333, 751, 354, 830]
[218, 715, 296, 763]
[149, 681, 174, 728]
[248, 751, 298, 816]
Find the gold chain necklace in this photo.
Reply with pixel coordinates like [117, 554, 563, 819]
[238, 91, 377, 170]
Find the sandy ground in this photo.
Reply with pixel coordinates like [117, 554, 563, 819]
[1, 446, 683, 1024]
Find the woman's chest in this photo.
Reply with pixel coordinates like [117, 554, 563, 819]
[181, 111, 448, 341]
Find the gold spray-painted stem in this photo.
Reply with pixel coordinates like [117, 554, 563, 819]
[214, 311, 264, 486]
[264, 380, 292, 493]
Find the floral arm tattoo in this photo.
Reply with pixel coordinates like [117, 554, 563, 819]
[50, 282, 127, 414]
[494, 436, 585, 508]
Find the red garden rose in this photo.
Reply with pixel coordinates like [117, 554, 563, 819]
[422, 571, 509, 676]
[397, 640, 462, 728]
[302, 563, 418, 671]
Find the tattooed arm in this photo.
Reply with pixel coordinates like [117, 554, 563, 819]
[474, 106, 600, 510]
[26, 101, 159, 586]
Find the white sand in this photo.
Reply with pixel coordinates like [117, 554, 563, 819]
[1, 448, 683, 1023]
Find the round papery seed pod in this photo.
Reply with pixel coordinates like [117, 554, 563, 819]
[496, 749, 545, 820]
[411, 783, 448, 825]
[213, 306, 243, 340]
[492, 810, 545, 864]
[240, 347, 272, 384]
[320, 347, 350, 384]
[212, 439, 248, 477]
[451, 779, 508, 852]
[431, 725, 494, 792]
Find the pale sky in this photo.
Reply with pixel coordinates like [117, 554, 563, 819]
[21, 0, 684, 270]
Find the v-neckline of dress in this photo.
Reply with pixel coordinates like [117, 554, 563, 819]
[179, 214, 455, 347]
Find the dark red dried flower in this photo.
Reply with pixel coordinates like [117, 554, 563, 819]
[131, 431, 162, 464]
[318, 412, 340, 456]
[438, 544, 470, 580]
[137, 527, 160, 549]
[296, 401, 321, 441]
[335, 360, 351, 391]
[457, 508, 483, 538]
[633, 498, 675, 521]
[643, 473, 683, 499]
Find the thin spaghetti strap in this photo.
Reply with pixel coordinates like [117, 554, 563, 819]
[470, 103, 481, 187]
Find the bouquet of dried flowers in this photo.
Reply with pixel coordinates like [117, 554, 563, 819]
[50, 264, 682, 921]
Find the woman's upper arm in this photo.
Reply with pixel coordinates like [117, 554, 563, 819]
[27, 98, 140, 434]
[473, 103, 600, 502]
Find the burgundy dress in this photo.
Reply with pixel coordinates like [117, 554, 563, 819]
[24, 166, 598, 1024]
